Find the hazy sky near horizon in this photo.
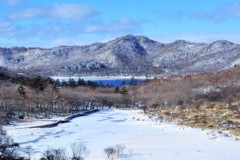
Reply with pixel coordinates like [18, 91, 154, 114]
[0, 0, 240, 47]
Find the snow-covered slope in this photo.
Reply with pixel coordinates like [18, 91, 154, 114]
[4, 109, 240, 160]
[0, 35, 240, 76]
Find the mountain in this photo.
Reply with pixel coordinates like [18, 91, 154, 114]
[0, 35, 240, 76]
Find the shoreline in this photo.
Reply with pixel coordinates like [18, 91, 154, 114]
[51, 76, 153, 81]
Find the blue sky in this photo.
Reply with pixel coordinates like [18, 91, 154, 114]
[0, 0, 240, 47]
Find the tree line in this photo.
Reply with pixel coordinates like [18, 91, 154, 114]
[0, 74, 139, 124]
[1, 65, 240, 124]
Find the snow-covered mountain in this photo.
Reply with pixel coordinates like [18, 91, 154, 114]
[0, 35, 240, 76]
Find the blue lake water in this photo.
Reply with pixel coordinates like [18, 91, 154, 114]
[88, 79, 144, 87]
[52, 77, 145, 87]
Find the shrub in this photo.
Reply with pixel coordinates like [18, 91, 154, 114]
[70, 142, 89, 160]
[114, 144, 126, 157]
[104, 146, 117, 160]
[42, 147, 68, 160]
[0, 127, 19, 156]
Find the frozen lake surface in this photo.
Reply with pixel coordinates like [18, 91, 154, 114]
[4, 109, 240, 160]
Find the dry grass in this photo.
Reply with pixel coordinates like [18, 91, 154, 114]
[146, 101, 240, 136]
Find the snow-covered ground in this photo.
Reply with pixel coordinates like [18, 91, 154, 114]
[10, 120, 56, 128]
[4, 109, 240, 160]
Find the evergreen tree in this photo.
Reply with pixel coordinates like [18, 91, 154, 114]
[114, 87, 120, 93]
[120, 86, 128, 96]
[16, 75, 26, 85]
[87, 80, 98, 88]
[46, 77, 54, 84]
[129, 76, 137, 86]
[69, 78, 76, 87]
[17, 85, 26, 97]
[77, 78, 86, 86]
[61, 80, 68, 87]
[30, 76, 45, 92]
[54, 79, 61, 88]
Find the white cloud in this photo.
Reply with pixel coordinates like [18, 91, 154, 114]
[0, 21, 16, 38]
[51, 4, 97, 20]
[190, 3, 240, 22]
[0, 4, 143, 47]
[220, 3, 240, 18]
[161, 2, 240, 22]
[6, 4, 96, 21]
[8, 8, 44, 20]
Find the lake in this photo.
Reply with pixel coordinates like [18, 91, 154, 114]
[51, 77, 146, 87]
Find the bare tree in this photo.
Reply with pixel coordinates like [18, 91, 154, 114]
[42, 147, 68, 160]
[0, 127, 19, 157]
[104, 146, 117, 160]
[23, 146, 35, 160]
[114, 144, 126, 157]
[70, 142, 89, 160]
[128, 148, 134, 157]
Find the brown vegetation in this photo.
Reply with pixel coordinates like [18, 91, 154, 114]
[0, 73, 136, 124]
[138, 66, 240, 136]
[1, 65, 240, 135]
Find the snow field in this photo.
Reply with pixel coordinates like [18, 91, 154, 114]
[4, 109, 240, 160]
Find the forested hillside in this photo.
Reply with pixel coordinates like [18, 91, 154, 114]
[1, 66, 240, 136]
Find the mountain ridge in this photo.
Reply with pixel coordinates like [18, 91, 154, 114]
[0, 35, 240, 76]
[2, 35, 237, 50]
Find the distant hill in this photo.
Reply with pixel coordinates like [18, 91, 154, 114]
[0, 35, 240, 76]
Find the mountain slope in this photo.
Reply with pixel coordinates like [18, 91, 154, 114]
[0, 35, 240, 76]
